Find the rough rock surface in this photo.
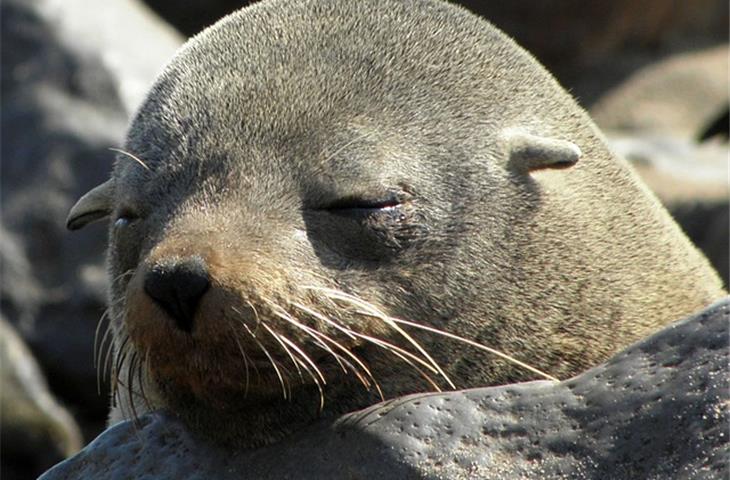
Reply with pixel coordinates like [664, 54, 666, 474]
[41, 298, 730, 480]
[0, 0, 183, 441]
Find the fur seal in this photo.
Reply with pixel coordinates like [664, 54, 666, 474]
[67, 0, 725, 446]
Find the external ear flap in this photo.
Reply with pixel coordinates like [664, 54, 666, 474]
[503, 130, 581, 174]
[66, 180, 115, 231]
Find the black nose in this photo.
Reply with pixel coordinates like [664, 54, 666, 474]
[143, 257, 210, 333]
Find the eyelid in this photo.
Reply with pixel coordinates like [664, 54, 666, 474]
[326, 198, 400, 211]
[323, 191, 407, 211]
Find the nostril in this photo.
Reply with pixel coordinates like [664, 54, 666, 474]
[143, 256, 210, 333]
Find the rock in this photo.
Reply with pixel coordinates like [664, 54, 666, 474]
[1, 315, 83, 480]
[592, 45, 729, 138]
[0, 0, 183, 442]
[40, 298, 729, 480]
[608, 135, 727, 206]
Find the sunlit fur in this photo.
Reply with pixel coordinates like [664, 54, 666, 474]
[72, 0, 724, 447]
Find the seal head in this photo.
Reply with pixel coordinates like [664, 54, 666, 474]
[69, 0, 724, 446]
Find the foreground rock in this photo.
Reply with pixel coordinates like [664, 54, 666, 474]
[41, 298, 729, 479]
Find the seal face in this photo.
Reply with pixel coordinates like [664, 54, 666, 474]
[68, 0, 724, 446]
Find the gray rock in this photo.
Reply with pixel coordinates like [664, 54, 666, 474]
[0, 315, 82, 480]
[592, 45, 729, 139]
[40, 297, 729, 480]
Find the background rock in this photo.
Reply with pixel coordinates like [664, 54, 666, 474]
[40, 298, 730, 480]
[592, 45, 728, 138]
[1, 315, 82, 480]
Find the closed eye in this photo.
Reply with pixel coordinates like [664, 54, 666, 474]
[324, 194, 403, 212]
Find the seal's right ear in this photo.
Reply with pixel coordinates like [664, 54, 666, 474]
[66, 180, 115, 230]
[502, 129, 581, 175]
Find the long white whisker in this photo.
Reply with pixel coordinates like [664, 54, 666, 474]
[270, 306, 349, 375]
[225, 320, 252, 395]
[388, 317, 559, 382]
[261, 322, 305, 382]
[307, 287, 456, 389]
[242, 322, 289, 400]
[288, 303, 383, 397]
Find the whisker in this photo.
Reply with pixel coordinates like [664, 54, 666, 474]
[110, 268, 136, 285]
[245, 301, 262, 330]
[93, 309, 110, 369]
[267, 302, 348, 375]
[350, 331, 442, 391]
[379, 346, 442, 391]
[272, 307, 350, 376]
[261, 322, 305, 383]
[138, 347, 153, 412]
[226, 320, 252, 396]
[287, 303, 383, 398]
[101, 331, 117, 384]
[126, 351, 140, 424]
[294, 301, 443, 391]
[309, 287, 456, 389]
[109, 147, 151, 171]
[94, 310, 113, 394]
[242, 322, 290, 400]
[276, 332, 326, 387]
[388, 317, 559, 382]
[111, 336, 130, 395]
[295, 298, 443, 376]
[265, 325, 326, 411]
[291, 301, 357, 341]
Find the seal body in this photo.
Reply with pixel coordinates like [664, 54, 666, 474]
[68, 0, 724, 446]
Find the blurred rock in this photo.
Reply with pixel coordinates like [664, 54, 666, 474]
[40, 298, 729, 480]
[592, 45, 729, 138]
[698, 108, 729, 142]
[0, 0, 183, 450]
[1, 315, 83, 480]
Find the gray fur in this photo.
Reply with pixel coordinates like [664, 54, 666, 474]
[70, 0, 725, 446]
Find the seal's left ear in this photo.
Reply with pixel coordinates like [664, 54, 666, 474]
[503, 130, 581, 175]
[66, 179, 115, 231]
